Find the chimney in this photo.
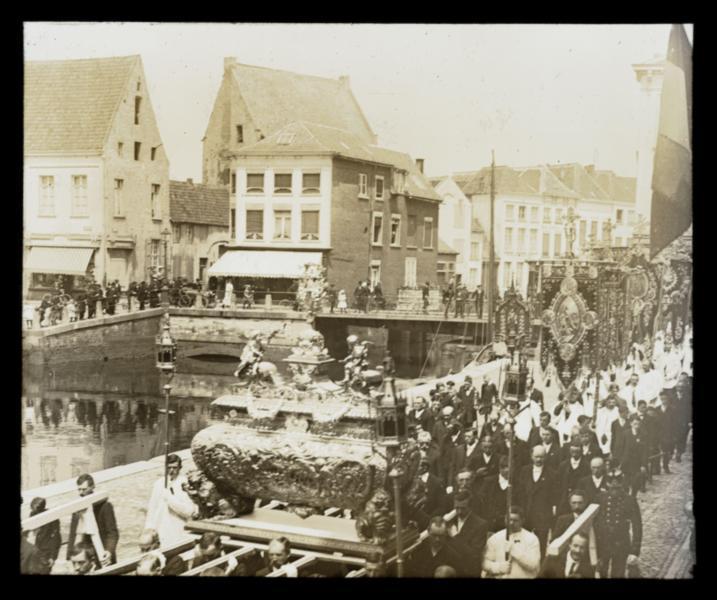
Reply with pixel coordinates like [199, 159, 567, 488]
[416, 158, 425, 174]
[224, 57, 237, 71]
[186, 178, 193, 185]
[338, 75, 350, 87]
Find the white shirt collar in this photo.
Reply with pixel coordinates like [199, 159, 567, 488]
[570, 457, 581, 468]
[498, 475, 509, 490]
[565, 553, 578, 577]
[420, 472, 429, 483]
[592, 475, 603, 487]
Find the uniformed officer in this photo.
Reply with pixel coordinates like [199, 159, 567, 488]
[594, 470, 642, 578]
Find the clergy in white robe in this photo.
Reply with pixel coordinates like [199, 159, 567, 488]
[513, 398, 542, 442]
[595, 394, 621, 455]
[145, 455, 198, 548]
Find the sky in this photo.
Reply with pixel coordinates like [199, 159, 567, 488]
[24, 23, 693, 182]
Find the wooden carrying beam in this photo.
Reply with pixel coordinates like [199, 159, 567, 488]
[546, 503, 600, 557]
[181, 546, 257, 576]
[222, 538, 366, 567]
[265, 555, 316, 577]
[91, 537, 197, 576]
[21, 491, 109, 531]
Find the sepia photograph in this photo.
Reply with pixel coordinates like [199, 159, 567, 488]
[21, 22, 693, 578]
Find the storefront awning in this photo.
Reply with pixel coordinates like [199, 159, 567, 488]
[208, 250, 323, 278]
[25, 246, 95, 276]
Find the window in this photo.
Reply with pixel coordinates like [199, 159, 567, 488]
[195, 224, 208, 241]
[113, 179, 124, 217]
[423, 217, 434, 248]
[543, 207, 552, 223]
[407, 215, 417, 246]
[301, 210, 320, 240]
[38, 175, 55, 216]
[246, 209, 263, 240]
[151, 146, 157, 161]
[277, 132, 296, 145]
[136, 81, 141, 92]
[470, 242, 480, 260]
[247, 173, 264, 193]
[518, 206, 526, 222]
[555, 208, 564, 224]
[134, 96, 142, 125]
[554, 232, 562, 256]
[372, 212, 384, 245]
[230, 208, 236, 239]
[151, 184, 160, 219]
[375, 176, 385, 200]
[542, 233, 550, 258]
[134, 142, 141, 161]
[505, 204, 514, 221]
[273, 210, 291, 240]
[530, 207, 539, 223]
[273, 173, 292, 194]
[150, 240, 161, 269]
[302, 172, 321, 194]
[71, 175, 88, 216]
[117, 142, 124, 157]
[236, 125, 243, 143]
[517, 229, 526, 254]
[370, 260, 381, 288]
[231, 173, 236, 195]
[529, 229, 537, 254]
[359, 173, 368, 198]
[504, 228, 513, 253]
[616, 209, 624, 224]
[390, 214, 401, 246]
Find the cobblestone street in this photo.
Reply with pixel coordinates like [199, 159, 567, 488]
[637, 437, 694, 578]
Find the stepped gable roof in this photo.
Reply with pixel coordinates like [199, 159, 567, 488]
[237, 121, 441, 202]
[230, 62, 376, 144]
[24, 55, 138, 155]
[170, 180, 230, 227]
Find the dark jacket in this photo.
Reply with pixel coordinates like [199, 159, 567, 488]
[528, 425, 560, 448]
[408, 407, 435, 435]
[35, 519, 62, 564]
[21, 537, 49, 574]
[450, 441, 482, 483]
[539, 550, 595, 578]
[614, 428, 648, 477]
[610, 419, 631, 459]
[556, 457, 591, 514]
[407, 538, 466, 577]
[577, 474, 608, 506]
[67, 498, 119, 566]
[449, 512, 489, 577]
[475, 475, 509, 534]
[594, 490, 642, 557]
[471, 450, 500, 484]
[515, 465, 558, 533]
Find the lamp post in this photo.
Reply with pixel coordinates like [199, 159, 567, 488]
[374, 364, 408, 577]
[155, 312, 177, 487]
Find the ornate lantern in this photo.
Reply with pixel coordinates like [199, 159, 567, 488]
[502, 351, 528, 403]
[155, 313, 177, 373]
[375, 375, 407, 447]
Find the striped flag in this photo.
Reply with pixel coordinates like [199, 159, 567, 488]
[650, 24, 692, 259]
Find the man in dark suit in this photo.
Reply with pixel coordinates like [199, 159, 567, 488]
[456, 376, 478, 429]
[451, 427, 481, 484]
[415, 455, 449, 529]
[407, 517, 465, 577]
[515, 445, 558, 557]
[448, 491, 489, 577]
[496, 423, 530, 470]
[610, 406, 631, 465]
[526, 376, 545, 410]
[418, 431, 442, 481]
[431, 406, 455, 447]
[439, 422, 464, 487]
[528, 412, 559, 448]
[453, 469, 483, 516]
[480, 411, 504, 444]
[578, 457, 609, 506]
[656, 390, 677, 474]
[594, 472, 642, 578]
[537, 427, 562, 472]
[29, 497, 61, 573]
[476, 455, 511, 534]
[472, 434, 500, 486]
[479, 376, 498, 420]
[553, 489, 589, 540]
[66, 474, 119, 568]
[556, 441, 591, 515]
[408, 396, 435, 436]
[539, 532, 595, 578]
[613, 414, 648, 497]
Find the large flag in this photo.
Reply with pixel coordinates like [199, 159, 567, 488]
[650, 24, 692, 259]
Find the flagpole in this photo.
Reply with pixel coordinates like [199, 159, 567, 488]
[488, 151, 496, 344]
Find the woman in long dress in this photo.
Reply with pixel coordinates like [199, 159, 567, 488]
[337, 289, 348, 313]
[222, 279, 234, 308]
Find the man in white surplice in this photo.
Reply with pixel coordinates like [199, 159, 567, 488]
[145, 454, 199, 547]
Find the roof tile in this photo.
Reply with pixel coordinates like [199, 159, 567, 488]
[170, 181, 230, 227]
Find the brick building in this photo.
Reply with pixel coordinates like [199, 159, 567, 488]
[169, 180, 230, 283]
[208, 121, 442, 299]
[23, 55, 170, 296]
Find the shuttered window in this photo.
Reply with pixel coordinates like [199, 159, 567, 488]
[246, 210, 263, 240]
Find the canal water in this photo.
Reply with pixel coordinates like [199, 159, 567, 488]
[21, 393, 222, 491]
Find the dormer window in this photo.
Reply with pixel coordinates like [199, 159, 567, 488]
[236, 125, 243, 143]
[134, 96, 142, 125]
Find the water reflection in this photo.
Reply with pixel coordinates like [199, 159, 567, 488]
[21, 395, 218, 491]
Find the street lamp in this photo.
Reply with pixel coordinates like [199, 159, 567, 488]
[155, 312, 177, 487]
[374, 369, 408, 577]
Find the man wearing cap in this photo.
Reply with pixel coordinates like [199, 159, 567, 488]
[594, 471, 642, 578]
[448, 490, 489, 577]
